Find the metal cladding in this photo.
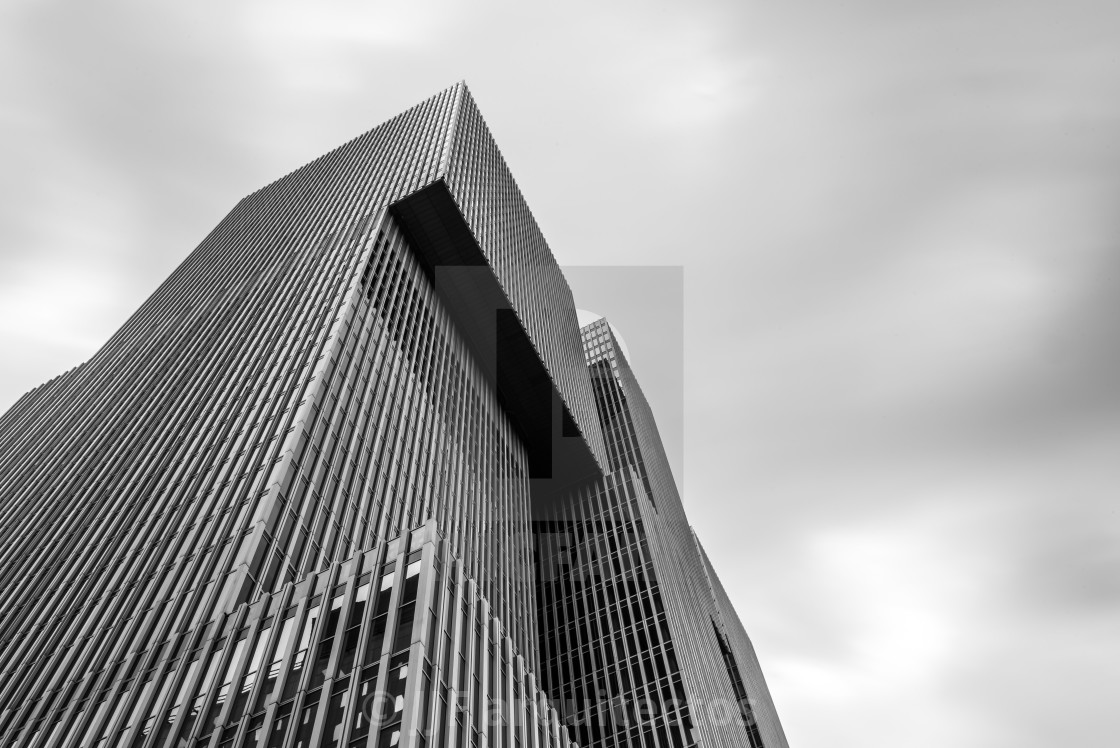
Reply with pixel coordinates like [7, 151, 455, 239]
[0, 84, 787, 748]
[533, 319, 789, 748]
[695, 535, 790, 748]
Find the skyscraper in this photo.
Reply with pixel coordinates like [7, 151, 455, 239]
[0, 83, 787, 748]
[534, 320, 787, 748]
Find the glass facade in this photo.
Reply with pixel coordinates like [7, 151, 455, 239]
[533, 320, 790, 748]
[0, 84, 786, 748]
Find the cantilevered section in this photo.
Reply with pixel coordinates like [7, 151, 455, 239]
[392, 179, 601, 487]
[436, 83, 608, 475]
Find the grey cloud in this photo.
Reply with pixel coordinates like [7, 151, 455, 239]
[2, 1, 1119, 746]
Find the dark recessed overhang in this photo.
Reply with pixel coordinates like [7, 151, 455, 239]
[390, 180, 601, 497]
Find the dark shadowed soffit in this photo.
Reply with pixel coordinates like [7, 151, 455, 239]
[391, 180, 600, 493]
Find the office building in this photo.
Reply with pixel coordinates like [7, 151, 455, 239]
[534, 319, 787, 748]
[0, 83, 787, 748]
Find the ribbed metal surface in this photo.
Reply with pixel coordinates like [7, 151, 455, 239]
[694, 537, 789, 748]
[438, 90, 607, 472]
[534, 318, 789, 748]
[0, 518, 580, 747]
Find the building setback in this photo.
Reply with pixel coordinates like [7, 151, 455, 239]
[0, 83, 788, 748]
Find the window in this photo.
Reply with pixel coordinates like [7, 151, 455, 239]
[282, 605, 321, 700]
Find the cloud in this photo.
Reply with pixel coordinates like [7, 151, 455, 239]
[1, 1, 1119, 746]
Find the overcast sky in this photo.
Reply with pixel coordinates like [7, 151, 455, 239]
[1, 1, 1118, 745]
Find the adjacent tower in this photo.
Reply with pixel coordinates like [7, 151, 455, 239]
[534, 319, 788, 748]
[0, 84, 787, 748]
